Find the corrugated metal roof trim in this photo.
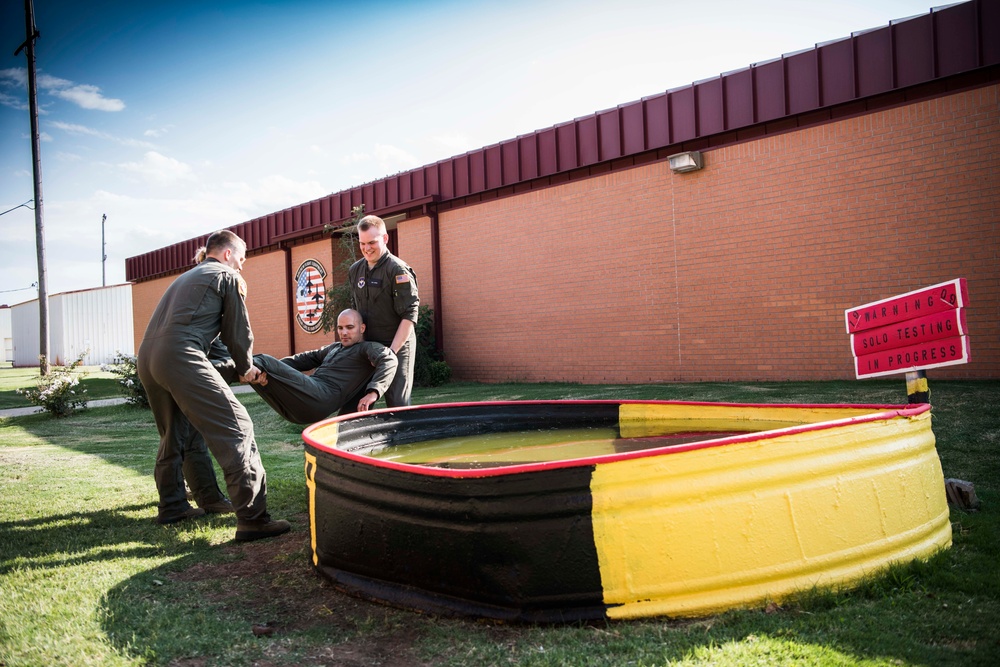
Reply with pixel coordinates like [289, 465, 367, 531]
[127, 0, 998, 282]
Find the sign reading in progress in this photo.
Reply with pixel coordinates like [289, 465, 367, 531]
[845, 279, 970, 379]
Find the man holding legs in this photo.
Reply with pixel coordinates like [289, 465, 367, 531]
[137, 230, 289, 541]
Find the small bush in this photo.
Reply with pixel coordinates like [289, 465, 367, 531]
[17, 353, 89, 417]
[101, 352, 149, 408]
[319, 205, 364, 334]
[414, 305, 451, 387]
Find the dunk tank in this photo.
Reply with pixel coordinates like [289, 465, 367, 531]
[302, 280, 969, 621]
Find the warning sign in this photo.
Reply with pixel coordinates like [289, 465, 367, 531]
[846, 279, 970, 379]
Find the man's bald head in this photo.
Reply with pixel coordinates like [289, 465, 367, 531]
[336, 309, 366, 347]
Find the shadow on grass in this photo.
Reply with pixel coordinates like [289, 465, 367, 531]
[98, 519, 436, 666]
[0, 503, 180, 575]
[94, 526, 1000, 667]
[2, 394, 306, 478]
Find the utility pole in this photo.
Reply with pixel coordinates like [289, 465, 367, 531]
[101, 214, 107, 286]
[15, 0, 49, 375]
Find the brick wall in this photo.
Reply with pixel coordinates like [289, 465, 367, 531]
[131, 275, 175, 353]
[242, 250, 290, 356]
[131, 85, 999, 382]
[438, 85, 1000, 382]
[398, 216, 435, 311]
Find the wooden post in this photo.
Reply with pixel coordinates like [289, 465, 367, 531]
[905, 370, 929, 404]
[15, 0, 49, 376]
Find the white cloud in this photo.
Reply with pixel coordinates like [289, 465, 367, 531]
[427, 133, 474, 155]
[373, 143, 420, 173]
[334, 145, 420, 178]
[0, 69, 124, 111]
[0, 90, 27, 111]
[35, 73, 72, 89]
[0, 68, 27, 86]
[118, 151, 195, 186]
[0, 68, 27, 110]
[53, 84, 125, 111]
[36, 73, 125, 111]
[144, 125, 173, 138]
[49, 121, 157, 149]
[50, 121, 104, 137]
[220, 174, 327, 216]
[339, 152, 370, 165]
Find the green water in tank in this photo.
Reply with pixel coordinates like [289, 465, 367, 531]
[369, 427, 748, 467]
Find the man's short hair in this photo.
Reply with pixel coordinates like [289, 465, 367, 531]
[195, 230, 246, 264]
[356, 215, 387, 235]
[207, 229, 245, 253]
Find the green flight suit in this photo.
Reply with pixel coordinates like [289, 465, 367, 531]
[348, 251, 419, 407]
[137, 257, 270, 522]
[250, 341, 397, 423]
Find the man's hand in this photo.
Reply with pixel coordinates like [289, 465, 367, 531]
[240, 365, 263, 384]
[357, 391, 378, 411]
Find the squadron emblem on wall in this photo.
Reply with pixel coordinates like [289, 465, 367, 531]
[294, 259, 327, 334]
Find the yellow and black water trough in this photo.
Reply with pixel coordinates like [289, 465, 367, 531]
[302, 399, 951, 622]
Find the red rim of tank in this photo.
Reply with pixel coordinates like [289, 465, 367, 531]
[301, 399, 930, 479]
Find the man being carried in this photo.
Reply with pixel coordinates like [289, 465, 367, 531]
[218, 309, 397, 424]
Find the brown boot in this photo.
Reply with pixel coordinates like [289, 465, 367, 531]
[201, 498, 235, 514]
[235, 518, 291, 542]
[157, 506, 206, 525]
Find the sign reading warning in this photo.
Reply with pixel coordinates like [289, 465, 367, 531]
[845, 278, 969, 334]
[294, 259, 327, 334]
[846, 279, 970, 379]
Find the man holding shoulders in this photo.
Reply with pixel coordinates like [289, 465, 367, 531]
[137, 230, 289, 542]
[241, 309, 397, 423]
[347, 215, 419, 407]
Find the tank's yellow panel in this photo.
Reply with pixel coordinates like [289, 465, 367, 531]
[593, 407, 951, 618]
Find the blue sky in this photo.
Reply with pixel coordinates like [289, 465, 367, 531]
[1, 0, 938, 304]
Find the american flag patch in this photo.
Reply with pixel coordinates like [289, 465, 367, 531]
[395, 273, 410, 284]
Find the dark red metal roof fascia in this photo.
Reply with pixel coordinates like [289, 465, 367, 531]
[126, 0, 998, 283]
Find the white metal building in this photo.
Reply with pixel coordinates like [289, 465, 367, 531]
[0, 305, 11, 363]
[11, 284, 134, 367]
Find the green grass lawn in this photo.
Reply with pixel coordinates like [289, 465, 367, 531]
[0, 365, 121, 409]
[1, 376, 998, 666]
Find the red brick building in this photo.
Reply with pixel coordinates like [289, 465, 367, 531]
[128, 0, 1000, 382]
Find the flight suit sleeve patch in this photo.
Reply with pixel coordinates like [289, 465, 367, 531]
[395, 274, 409, 284]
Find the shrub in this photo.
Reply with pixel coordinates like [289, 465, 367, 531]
[319, 205, 364, 334]
[17, 353, 89, 417]
[102, 352, 149, 408]
[414, 305, 451, 387]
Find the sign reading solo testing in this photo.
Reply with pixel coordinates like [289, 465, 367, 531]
[845, 279, 970, 379]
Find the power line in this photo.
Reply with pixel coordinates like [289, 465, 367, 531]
[0, 200, 35, 217]
[0, 283, 38, 294]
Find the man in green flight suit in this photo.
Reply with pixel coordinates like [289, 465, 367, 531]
[137, 230, 290, 542]
[347, 215, 419, 408]
[214, 309, 397, 423]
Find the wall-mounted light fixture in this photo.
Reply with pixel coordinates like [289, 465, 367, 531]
[667, 151, 703, 173]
